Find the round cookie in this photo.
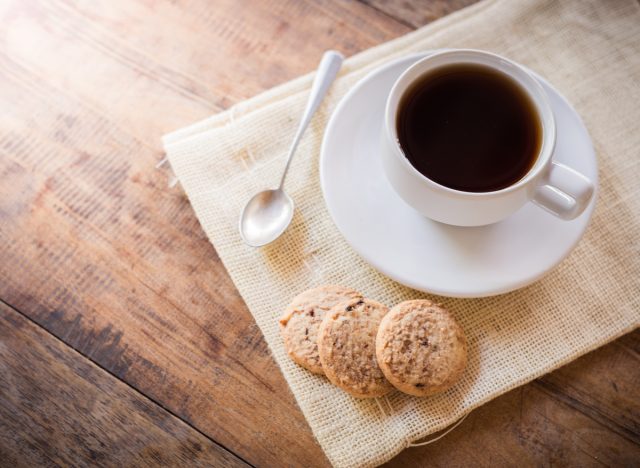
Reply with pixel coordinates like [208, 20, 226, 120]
[376, 300, 467, 397]
[279, 285, 363, 374]
[317, 298, 393, 398]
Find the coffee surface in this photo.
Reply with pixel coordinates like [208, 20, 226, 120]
[396, 64, 541, 192]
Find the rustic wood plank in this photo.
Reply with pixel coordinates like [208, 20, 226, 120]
[0, 300, 248, 467]
[534, 331, 640, 444]
[360, 0, 480, 28]
[0, 0, 409, 466]
[2, 0, 411, 142]
[384, 330, 640, 467]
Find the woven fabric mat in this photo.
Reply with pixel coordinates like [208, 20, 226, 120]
[163, 0, 640, 466]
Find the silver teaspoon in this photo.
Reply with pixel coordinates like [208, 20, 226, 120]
[239, 50, 344, 247]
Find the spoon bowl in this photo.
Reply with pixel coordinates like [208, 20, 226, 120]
[239, 189, 294, 247]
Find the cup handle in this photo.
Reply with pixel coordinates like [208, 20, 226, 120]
[532, 162, 594, 220]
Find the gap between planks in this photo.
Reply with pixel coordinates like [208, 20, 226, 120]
[0, 297, 256, 468]
[354, 0, 417, 29]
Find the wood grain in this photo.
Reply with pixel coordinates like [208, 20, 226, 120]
[362, 0, 479, 28]
[0, 300, 247, 467]
[0, 0, 638, 466]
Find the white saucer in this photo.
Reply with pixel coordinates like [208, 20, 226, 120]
[320, 53, 598, 298]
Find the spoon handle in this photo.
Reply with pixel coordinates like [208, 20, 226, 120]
[279, 50, 344, 188]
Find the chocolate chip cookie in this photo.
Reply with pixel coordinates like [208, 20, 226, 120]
[376, 300, 467, 397]
[317, 298, 393, 398]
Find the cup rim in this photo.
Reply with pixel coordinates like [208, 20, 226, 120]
[384, 49, 557, 198]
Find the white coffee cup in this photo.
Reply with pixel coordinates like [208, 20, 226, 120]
[381, 49, 594, 227]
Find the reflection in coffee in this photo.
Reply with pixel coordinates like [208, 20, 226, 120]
[396, 64, 542, 192]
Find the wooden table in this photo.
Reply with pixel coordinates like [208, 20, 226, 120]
[1, 1, 638, 466]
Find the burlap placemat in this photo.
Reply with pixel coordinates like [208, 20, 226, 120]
[163, 0, 640, 466]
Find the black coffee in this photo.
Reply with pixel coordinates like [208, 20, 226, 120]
[396, 64, 541, 192]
